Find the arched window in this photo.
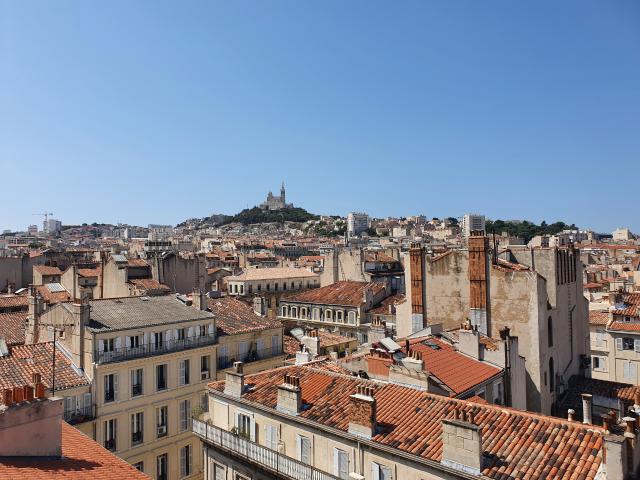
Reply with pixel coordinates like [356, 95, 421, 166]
[348, 311, 356, 324]
[312, 308, 320, 320]
[548, 316, 553, 347]
[549, 357, 555, 393]
[291, 307, 298, 318]
[325, 309, 333, 321]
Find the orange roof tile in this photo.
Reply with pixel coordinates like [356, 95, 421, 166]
[283, 281, 386, 307]
[209, 365, 604, 479]
[0, 342, 89, 392]
[0, 312, 27, 346]
[609, 321, 640, 332]
[0, 422, 149, 478]
[33, 265, 63, 276]
[589, 310, 610, 326]
[207, 297, 281, 335]
[0, 295, 28, 310]
[404, 337, 502, 395]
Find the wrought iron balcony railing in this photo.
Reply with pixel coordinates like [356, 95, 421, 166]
[95, 334, 216, 364]
[192, 419, 339, 480]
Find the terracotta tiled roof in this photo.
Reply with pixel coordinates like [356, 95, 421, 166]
[33, 265, 63, 276]
[0, 295, 28, 310]
[77, 267, 101, 278]
[229, 267, 317, 281]
[563, 375, 640, 405]
[283, 281, 386, 307]
[589, 310, 610, 326]
[404, 337, 502, 395]
[583, 282, 602, 289]
[369, 294, 405, 315]
[0, 342, 90, 392]
[209, 365, 604, 479]
[0, 422, 149, 478]
[492, 258, 530, 272]
[129, 278, 170, 292]
[364, 252, 398, 264]
[609, 321, 640, 332]
[0, 312, 27, 346]
[207, 297, 281, 336]
[283, 335, 300, 356]
[611, 293, 640, 316]
[35, 285, 71, 305]
[316, 331, 356, 348]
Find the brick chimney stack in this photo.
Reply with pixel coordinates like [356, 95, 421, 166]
[192, 289, 207, 311]
[348, 385, 377, 439]
[277, 373, 302, 416]
[409, 243, 426, 331]
[468, 232, 491, 335]
[25, 285, 43, 344]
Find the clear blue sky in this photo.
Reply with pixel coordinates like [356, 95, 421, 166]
[1, 1, 639, 233]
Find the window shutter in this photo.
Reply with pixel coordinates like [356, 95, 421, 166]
[208, 323, 214, 335]
[113, 374, 118, 401]
[296, 435, 302, 461]
[250, 416, 256, 442]
[165, 330, 171, 343]
[381, 465, 392, 480]
[188, 445, 193, 474]
[257, 338, 264, 353]
[180, 446, 186, 477]
[333, 448, 340, 477]
[616, 338, 623, 350]
[179, 360, 185, 385]
[372, 462, 380, 480]
[84, 392, 92, 410]
[188, 327, 194, 338]
[143, 332, 149, 346]
[98, 340, 105, 353]
[266, 424, 274, 450]
[634, 339, 640, 353]
[114, 337, 121, 350]
[64, 396, 73, 413]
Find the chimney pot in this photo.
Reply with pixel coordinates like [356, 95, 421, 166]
[277, 372, 302, 415]
[23, 385, 34, 402]
[13, 386, 24, 403]
[567, 409, 575, 421]
[2, 389, 13, 407]
[601, 414, 611, 432]
[623, 417, 636, 434]
[35, 382, 45, 399]
[581, 393, 593, 424]
[224, 362, 245, 398]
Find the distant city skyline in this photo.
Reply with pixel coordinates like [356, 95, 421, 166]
[2, 1, 639, 233]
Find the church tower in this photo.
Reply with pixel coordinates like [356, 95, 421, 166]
[280, 181, 286, 204]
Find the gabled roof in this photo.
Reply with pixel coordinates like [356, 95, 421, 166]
[84, 295, 214, 332]
[0, 422, 149, 479]
[283, 281, 386, 307]
[0, 312, 27, 346]
[0, 295, 28, 310]
[0, 342, 89, 392]
[129, 278, 170, 293]
[207, 297, 281, 336]
[589, 310, 610, 326]
[33, 265, 63, 276]
[402, 337, 502, 395]
[209, 365, 604, 480]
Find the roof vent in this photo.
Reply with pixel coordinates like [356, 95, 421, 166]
[423, 340, 441, 350]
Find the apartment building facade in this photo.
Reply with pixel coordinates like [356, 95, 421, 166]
[194, 363, 635, 480]
[278, 281, 391, 344]
[589, 292, 640, 384]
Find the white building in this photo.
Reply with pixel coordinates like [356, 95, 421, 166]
[44, 218, 62, 235]
[148, 224, 173, 241]
[347, 212, 369, 238]
[613, 227, 633, 241]
[461, 213, 485, 238]
[27, 224, 38, 235]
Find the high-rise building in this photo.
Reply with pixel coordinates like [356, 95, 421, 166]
[347, 212, 369, 238]
[43, 218, 62, 235]
[461, 213, 485, 237]
[27, 224, 38, 235]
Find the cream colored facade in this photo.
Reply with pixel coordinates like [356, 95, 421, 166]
[31, 294, 285, 480]
[589, 321, 640, 385]
[201, 385, 464, 480]
[227, 268, 319, 297]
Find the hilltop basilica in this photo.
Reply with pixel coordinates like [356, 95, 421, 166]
[259, 182, 293, 211]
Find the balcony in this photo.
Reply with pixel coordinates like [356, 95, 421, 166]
[192, 419, 339, 480]
[64, 404, 95, 425]
[218, 346, 282, 370]
[95, 334, 216, 364]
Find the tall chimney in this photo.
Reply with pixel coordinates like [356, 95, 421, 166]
[71, 297, 90, 371]
[468, 233, 491, 335]
[409, 243, 426, 331]
[277, 373, 302, 416]
[192, 289, 207, 311]
[224, 362, 245, 398]
[348, 385, 377, 439]
[582, 393, 593, 424]
[441, 409, 483, 475]
[25, 285, 42, 344]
